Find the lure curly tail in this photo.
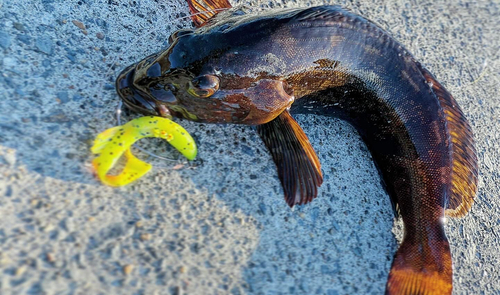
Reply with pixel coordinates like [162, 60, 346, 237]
[91, 116, 197, 186]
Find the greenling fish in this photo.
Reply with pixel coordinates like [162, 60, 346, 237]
[114, 0, 478, 294]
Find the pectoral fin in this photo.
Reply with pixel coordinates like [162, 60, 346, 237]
[186, 0, 232, 27]
[257, 111, 323, 207]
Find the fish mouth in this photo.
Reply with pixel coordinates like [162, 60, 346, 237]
[116, 65, 158, 116]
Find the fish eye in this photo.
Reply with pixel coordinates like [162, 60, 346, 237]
[188, 75, 220, 98]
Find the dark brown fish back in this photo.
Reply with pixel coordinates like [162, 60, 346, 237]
[418, 64, 478, 217]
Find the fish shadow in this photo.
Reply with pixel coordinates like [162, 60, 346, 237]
[188, 115, 397, 295]
[0, 97, 397, 295]
[0, 90, 397, 295]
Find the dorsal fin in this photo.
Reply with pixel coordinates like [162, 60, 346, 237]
[418, 64, 478, 217]
[186, 0, 232, 27]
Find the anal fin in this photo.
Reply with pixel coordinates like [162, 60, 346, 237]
[257, 111, 323, 207]
[418, 64, 478, 217]
[186, 0, 232, 27]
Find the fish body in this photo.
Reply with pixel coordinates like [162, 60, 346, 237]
[115, 2, 477, 294]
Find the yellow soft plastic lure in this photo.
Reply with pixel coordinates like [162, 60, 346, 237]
[91, 116, 197, 186]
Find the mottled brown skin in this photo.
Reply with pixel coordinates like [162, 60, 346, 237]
[116, 4, 477, 295]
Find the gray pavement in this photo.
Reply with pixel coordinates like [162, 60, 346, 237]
[0, 0, 499, 294]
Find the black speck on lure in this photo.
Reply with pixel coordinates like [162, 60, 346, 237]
[115, 1, 478, 294]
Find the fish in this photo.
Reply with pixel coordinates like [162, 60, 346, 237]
[114, 0, 478, 294]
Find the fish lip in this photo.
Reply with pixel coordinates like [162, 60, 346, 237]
[121, 97, 157, 116]
[116, 65, 159, 116]
[115, 64, 135, 89]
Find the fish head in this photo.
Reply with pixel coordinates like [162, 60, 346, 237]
[116, 25, 295, 125]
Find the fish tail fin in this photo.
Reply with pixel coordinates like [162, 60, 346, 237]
[386, 235, 453, 295]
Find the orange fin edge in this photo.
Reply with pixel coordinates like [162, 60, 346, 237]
[257, 111, 323, 207]
[417, 64, 478, 218]
[386, 235, 452, 295]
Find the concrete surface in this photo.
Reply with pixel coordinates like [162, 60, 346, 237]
[0, 0, 499, 294]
